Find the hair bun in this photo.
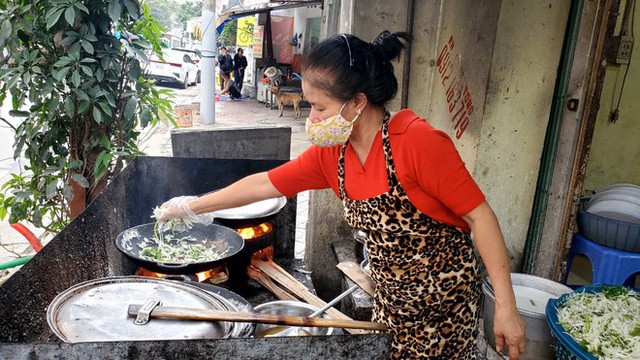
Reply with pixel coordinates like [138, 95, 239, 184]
[370, 31, 411, 62]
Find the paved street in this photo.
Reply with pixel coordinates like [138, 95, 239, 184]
[0, 83, 311, 279]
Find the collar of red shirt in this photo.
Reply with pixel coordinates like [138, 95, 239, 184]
[388, 109, 423, 135]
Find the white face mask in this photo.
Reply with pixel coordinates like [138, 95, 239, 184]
[305, 102, 361, 147]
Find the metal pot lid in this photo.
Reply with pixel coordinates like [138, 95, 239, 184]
[210, 197, 286, 220]
[47, 276, 234, 343]
[163, 276, 255, 338]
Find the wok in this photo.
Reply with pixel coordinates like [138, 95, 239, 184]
[115, 223, 244, 274]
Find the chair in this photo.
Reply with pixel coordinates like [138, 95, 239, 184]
[566, 233, 640, 287]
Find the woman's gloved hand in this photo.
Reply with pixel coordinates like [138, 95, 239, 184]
[154, 196, 214, 226]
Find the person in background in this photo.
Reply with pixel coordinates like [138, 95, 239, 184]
[218, 72, 242, 100]
[233, 48, 248, 92]
[217, 46, 233, 91]
[158, 31, 526, 359]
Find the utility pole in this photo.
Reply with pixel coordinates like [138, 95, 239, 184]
[200, 0, 216, 124]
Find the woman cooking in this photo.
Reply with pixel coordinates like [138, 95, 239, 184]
[159, 31, 526, 359]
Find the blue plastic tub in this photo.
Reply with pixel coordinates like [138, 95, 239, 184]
[577, 198, 640, 252]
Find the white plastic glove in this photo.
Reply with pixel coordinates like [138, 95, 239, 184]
[154, 196, 214, 228]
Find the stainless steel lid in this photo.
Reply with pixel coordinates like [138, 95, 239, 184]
[47, 276, 234, 343]
[211, 197, 286, 219]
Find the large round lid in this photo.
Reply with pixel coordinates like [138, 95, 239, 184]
[47, 276, 234, 343]
[211, 197, 286, 220]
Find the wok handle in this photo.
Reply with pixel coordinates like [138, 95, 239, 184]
[128, 305, 387, 331]
[158, 263, 190, 269]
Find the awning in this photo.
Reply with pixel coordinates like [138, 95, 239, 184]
[218, 0, 322, 20]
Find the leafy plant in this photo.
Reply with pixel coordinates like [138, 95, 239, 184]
[219, 19, 237, 48]
[0, 0, 174, 235]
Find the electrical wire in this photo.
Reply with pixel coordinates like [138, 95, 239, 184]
[610, 0, 636, 123]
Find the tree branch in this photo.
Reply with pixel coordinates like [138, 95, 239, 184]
[0, 117, 17, 132]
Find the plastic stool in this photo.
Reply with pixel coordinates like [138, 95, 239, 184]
[566, 234, 640, 287]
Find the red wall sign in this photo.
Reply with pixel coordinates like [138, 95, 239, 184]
[437, 35, 475, 139]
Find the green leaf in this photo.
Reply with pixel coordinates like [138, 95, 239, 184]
[93, 106, 102, 123]
[98, 101, 111, 115]
[31, 209, 43, 228]
[75, 2, 89, 14]
[70, 173, 89, 188]
[53, 67, 71, 81]
[140, 108, 151, 127]
[0, 206, 7, 221]
[0, 19, 11, 43]
[64, 7, 76, 27]
[63, 184, 74, 202]
[78, 100, 90, 114]
[71, 70, 80, 87]
[75, 90, 90, 102]
[100, 136, 112, 149]
[8, 110, 29, 117]
[68, 160, 83, 169]
[80, 65, 93, 76]
[46, 8, 65, 30]
[15, 190, 33, 201]
[69, 42, 81, 59]
[108, 0, 123, 22]
[123, 98, 137, 120]
[123, 0, 140, 18]
[94, 151, 113, 179]
[80, 40, 94, 54]
[64, 97, 75, 116]
[46, 179, 59, 200]
[54, 56, 73, 67]
[83, 33, 97, 42]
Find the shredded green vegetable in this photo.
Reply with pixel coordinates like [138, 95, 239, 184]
[557, 286, 640, 359]
[138, 206, 229, 263]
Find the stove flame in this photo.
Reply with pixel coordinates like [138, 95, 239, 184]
[135, 265, 227, 284]
[237, 222, 274, 240]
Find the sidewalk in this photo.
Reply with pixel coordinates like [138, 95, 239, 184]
[141, 88, 312, 259]
[0, 85, 312, 279]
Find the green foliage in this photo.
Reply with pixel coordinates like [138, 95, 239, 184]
[0, 0, 174, 234]
[219, 19, 237, 48]
[146, 0, 201, 32]
[177, 1, 202, 31]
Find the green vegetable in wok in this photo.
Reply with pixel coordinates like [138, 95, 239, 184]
[138, 206, 229, 263]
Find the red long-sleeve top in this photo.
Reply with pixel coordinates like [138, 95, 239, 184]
[268, 109, 485, 231]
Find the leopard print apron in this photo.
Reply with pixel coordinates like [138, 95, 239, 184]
[339, 112, 480, 359]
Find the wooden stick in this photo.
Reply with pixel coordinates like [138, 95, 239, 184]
[250, 257, 371, 335]
[247, 267, 298, 301]
[252, 251, 301, 285]
[128, 305, 387, 331]
[337, 261, 375, 297]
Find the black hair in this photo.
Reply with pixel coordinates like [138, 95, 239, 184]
[301, 31, 411, 106]
[237, 48, 243, 52]
[221, 46, 227, 51]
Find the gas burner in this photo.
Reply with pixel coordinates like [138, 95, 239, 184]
[135, 265, 229, 285]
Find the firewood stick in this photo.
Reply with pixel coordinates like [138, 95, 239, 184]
[252, 252, 301, 285]
[250, 258, 372, 335]
[247, 267, 298, 301]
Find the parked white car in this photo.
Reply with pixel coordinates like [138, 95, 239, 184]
[172, 48, 201, 83]
[147, 49, 198, 88]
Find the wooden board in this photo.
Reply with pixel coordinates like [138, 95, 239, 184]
[251, 257, 374, 335]
[337, 261, 375, 297]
